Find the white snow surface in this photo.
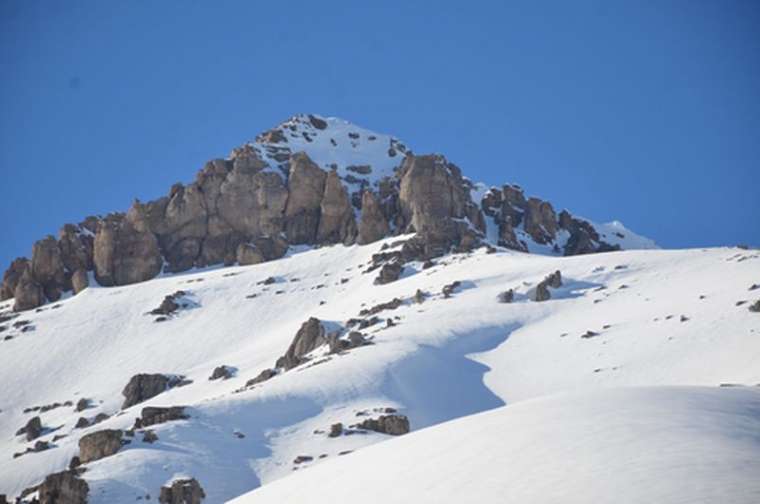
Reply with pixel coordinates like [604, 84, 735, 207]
[244, 114, 408, 190]
[232, 386, 760, 504]
[1, 238, 759, 502]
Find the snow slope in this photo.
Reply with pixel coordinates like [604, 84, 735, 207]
[232, 386, 760, 504]
[1, 237, 758, 502]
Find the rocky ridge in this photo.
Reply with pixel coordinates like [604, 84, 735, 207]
[2, 114, 639, 312]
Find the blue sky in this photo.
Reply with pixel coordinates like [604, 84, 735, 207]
[1, 1, 758, 268]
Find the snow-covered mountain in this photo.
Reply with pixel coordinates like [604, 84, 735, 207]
[0, 116, 758, 504]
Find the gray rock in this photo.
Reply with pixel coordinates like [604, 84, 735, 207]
[78, 429, 123, 463]
[317, 169, 357, 244]
[31, 236, 66, 301]
[357, 190, 390, 245]
[209, 365, 233, 380]
[276, 317, 327, 370]
[1, 257, 30, 301]
[497, 289, 514, 303]
[13, 267, 45, 312]
[71, 269, 89, 294]
[159, 478, 206, 504]
[37, 470, 89, 504]
[356, 414, 410, 435]
[16, 416, 42, 441]
[134, 406, 188, 428]
[246, 368, 277, 387]
[121, 374, 174, 409]
[284, 152, 327, 244]
[374, 261, 403, 285]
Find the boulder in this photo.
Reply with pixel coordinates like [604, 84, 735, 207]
[30, 236, 66, 301]
[236, 243, 265, 266]
[523, 197, 558, 245]
[78, 429, 123, 463]
[357, 414, 410, 435]
[13, 267, 45, 312]
[37, 470, 89, 504]
[16, 416, 42, 441]
[284, 152, 327, 244]
[134, 406, 189, 428]
[159, 478, 206, 504]
[276, 318, 327, 370]
[398, 154, 482, 257]
[316, 169, 357, 244]
[1, 257, 30, 301]
[246, 368, 277, 387]
[374, 261, 403, 285]
[209, 365, 233, 380]
[58, 224, 93, 273]
[94, 207, 162, 286]
[122, 374, 174, 409]
[71, 269, 89, 294]
[357, 190, 390, 245]
[498, 289, 514, 303]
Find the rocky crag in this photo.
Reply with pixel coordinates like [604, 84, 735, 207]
[2, 114, 628, 312]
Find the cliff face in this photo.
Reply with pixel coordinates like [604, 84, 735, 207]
[2, 114, 632, 312]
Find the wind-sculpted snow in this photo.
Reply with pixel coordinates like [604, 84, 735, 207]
[0, 237, 758, 501]
[231, 387, 760, 504]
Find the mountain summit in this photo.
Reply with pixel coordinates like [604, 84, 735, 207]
[1, 114, 655, 313]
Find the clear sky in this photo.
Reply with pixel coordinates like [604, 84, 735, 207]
[1, 1, 758, 269]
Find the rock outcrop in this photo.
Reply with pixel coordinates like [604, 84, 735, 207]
[134, 406, 189, 428]
[317, 169, 357, 244]
[275, 318, 327, 370]
[78, 429, 123, 463]
[2, 115, 634, 312]
[122, 374, 183, 409]
[356, 414, 410, 435]
[357, 190, 390, 245]
[36, 470, 89, 504]
[284, 152, 327, 244]
[159, 478, 206, 504]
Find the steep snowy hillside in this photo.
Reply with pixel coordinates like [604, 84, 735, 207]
[1, 237, 758, 502]
[232, 387, 760, 504]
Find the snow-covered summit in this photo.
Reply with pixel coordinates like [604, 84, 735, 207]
[241, 114, 409, 189]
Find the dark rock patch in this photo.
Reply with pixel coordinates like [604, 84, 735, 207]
[122, 374, 189, 409]
[749, 300, 760, 313]
[275, 318, 327, 371]
[497, 289, 514, 303]
[16, 416, 43, 441]
[442, 281, 461, 298]
[159, 478, 206, 504]
[355, 414, 410, 435]
[208, 365, 234, 381]
[245, 368, 277, 387]
[374, 261, 403, 285]
[78, 429, 124, 463]
[359, 298, 404, 317]
[134, 406, 189, 429]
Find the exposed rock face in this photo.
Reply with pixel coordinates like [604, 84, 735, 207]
[284, 153, 327, 244]
[357, 414, 410, 435]
[316, 169, 357, 244]
[276, 317, 327, 370]
[357, 190, 390, 245]
[159, 478, 206, 504]
[70, 269, 89, 294]
[30, 236, 66, 302]
[134, 406, 189, 428]
[94, 206, 163, 287]
[37, 470, 89, 504]
[533, 271, 562, 302]
[3, 116, 635, 312]
[374, 261, 403, 285]
[13, 267, 45, 312]
[122, 374, 174, 409]
[16, 416, 42, 441]
[1, 257, 29, 301]
[209, 365, 233, 380]
[398, 154, 483, 258]
[78, 429, 123, 463]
